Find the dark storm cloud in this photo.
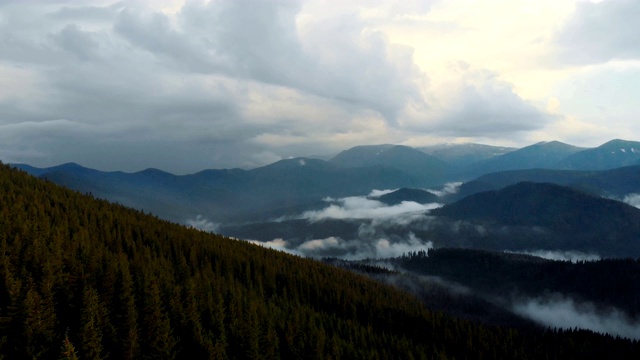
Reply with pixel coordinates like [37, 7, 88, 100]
[175, 0, 426, 122]
[0, 0, 430, 172]
[0, 0, 558, 172]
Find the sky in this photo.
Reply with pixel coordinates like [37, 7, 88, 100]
[1, 0, 639, 174]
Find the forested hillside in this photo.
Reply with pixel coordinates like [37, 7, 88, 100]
[0, 163, 639, 359]
[394, 248, 640, 318]
[431, 182, 640, 257]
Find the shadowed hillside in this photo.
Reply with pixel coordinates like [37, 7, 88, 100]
[432, 182, 640, 257]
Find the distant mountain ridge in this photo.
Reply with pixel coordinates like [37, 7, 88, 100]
[419, 143, 516, 168]
[431, 182, 640, 257]
[452, 165, 640, 201]
[375, 188, 439, 205]
[463, 141, 586, 177]
[329, 144, 449, 184]
[14, 158, 424, 224]
[557, 139, 640, 170]
[13, 138, 640, 228]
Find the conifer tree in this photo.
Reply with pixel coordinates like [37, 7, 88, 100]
[116, 257, 140, 360]
[80, 285, 106, 360]
[59, 332, 79, 360]
[21, 286, 56, 358]
[142, 279, 177, 359]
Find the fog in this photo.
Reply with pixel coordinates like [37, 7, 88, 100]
[623, 193, 640, 209]
[186, 215, 220, 233]
[505, 250, 601, 262]
[427, 182, 463, 197]
[513, 296, 640, 340]
[300, 191, 442, 222]
[248, 233, 433, 260]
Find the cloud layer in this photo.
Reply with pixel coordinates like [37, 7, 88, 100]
[505, 250, 601, 263]
[514, 296, 640, 340]
[247, 189, 440, 259]
[0, 0, 585, 173]
[300, 195, 441, 222]
[250, 233, 434, 260]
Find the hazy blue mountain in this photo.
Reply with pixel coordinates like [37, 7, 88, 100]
[463, 141, 585, 177]
[431, 182, 640, 257]
[452, 166, 640, 201]
[223, 181, 640, 258]
[330, 144, 449, 184]
[556, 139, 640, 170]
[375, 188, 439, 205]
[12, 159, 422, 224]
[14, 139, 640, 235]
[328, 144, 396, 166]
[419, 143, 516, 168]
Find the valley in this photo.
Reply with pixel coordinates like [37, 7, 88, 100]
[10, 138, 640, 346]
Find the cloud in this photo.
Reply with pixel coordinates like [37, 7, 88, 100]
[250, 190, 439, 259]
[9, 0, 640, 179]
[368, 188, 398, 197]
[0, 0, 428, 172]
[374, 233, 433, 259]
[300, 194, 441, 222]
[513, 296, 640, 340]
[623, 193, 640, 208]
[186, 215, 219, 233]
[418, 67, 556, 138]
[257, 232, 434, 260]
[554, 0, 640, 65]
[247, 238, 304, 256]
[427, 182, 462, 197]
[505, 250, 600, 263]
[0, 0, 583, 173]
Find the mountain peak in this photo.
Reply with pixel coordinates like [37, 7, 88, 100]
[329, 144, 448, 185]
[599, 138, 640, 149]
[137, 168, 174, 177]
[254, 157, 333, 172]
[557, 139, 640, 170]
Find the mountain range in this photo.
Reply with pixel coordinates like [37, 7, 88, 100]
[220, 181, 640, 258]
[4, 155, 640, 358]
[13, 139, 640, 226]
[6, 138, 640, 352]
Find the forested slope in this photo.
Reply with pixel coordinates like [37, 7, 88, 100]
[0, 163, 638, 359]
[394, 248, 640, 318]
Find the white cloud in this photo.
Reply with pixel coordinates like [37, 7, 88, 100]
[513, 296, 640, 340]
[247, 238, 300, 255]
[623, 193, 640, 209]
[411, 66, 556, 139]
[505, 250, 601, 263]
[274, 232, 433, 260]
[374, 233, 433, 259]
[300, 195, 441, 222]
[427, 182, 462, 197]
[186, 215, 219, 233]
[369, 188, 398, 197]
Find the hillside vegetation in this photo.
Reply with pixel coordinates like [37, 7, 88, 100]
[394, 248, 640, 318]
[0, 163, 639, 359]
